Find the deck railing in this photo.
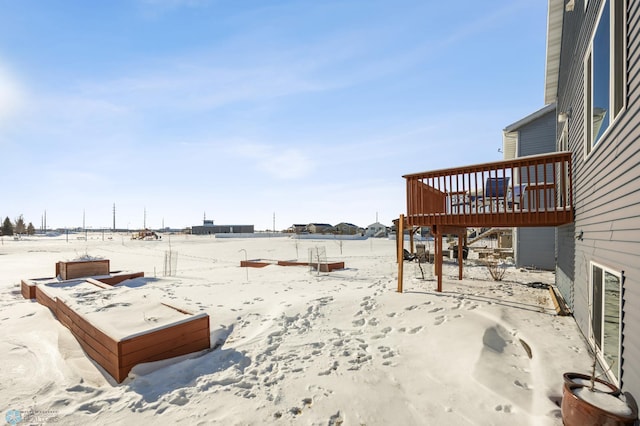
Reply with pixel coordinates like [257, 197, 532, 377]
[404, 151, 573, 228]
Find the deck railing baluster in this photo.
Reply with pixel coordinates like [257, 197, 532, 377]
[403, 152, 573, 228]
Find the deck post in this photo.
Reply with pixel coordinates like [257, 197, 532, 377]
[458, 233, 463, 280]
[409, 228, 414, 255]
[397, 215, 404, 293]
[434, 226, 443, 292]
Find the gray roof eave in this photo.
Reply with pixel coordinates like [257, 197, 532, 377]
[544, 0, 564, 105]
[503, 103, 556, 133]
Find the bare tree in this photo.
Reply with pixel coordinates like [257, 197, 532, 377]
[14, 215, 26, 235]
[484, 259, 506, 281]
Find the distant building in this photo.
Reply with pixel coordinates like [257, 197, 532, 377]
[191, 220, 254, 235]
[306, 223, 334, 234]
[334, 222, 362, 235]
[365, 222, 388, 238]
[287, 224, 307, 234]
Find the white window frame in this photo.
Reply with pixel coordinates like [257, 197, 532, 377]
[558, 120, 569, 152]
[557, 121, 569, 206]
[583, 0, 627, 159]
[588, 261, 623, 384]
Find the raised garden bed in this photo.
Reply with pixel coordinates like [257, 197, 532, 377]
[241, 259, 345, 272]
[308, 261, 345, 272]
[34, 279, 210, 383]
[21, 259, 209, 383]
[240, 259, 277, 268]
[56, 259, 110, 280]
[21, 271, 145, 300]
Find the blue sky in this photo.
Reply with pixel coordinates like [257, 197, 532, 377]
[0, 0, 549, 231]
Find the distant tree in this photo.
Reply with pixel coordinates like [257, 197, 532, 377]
[14, 215, 26, 235]
[2, 217, 13, 236]
[27, 222, 36, 235]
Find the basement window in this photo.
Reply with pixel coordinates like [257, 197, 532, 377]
[589, 262, 622, 383]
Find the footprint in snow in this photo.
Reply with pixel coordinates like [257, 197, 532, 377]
[514, 380, 531, 390]
[434, 315, 447, 326]
[495, 404, 512, 413]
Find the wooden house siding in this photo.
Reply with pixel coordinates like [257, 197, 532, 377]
[555, 0, 640, 395]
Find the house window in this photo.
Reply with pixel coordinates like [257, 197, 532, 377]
[558, 121, 569, 152]
[557, 122, 569, 206]
[585, 0, 626, 156]
[589, 262, 622, 383]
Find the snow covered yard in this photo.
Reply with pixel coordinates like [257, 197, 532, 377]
[0, 234, 593, 425]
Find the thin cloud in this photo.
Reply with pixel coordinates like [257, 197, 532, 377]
[0, 62, 25, 124]
[137, 0, 212, 18]
[140, 0, 208, 5]
[229, 143, 315, 180]
[73, 60, 330, 113]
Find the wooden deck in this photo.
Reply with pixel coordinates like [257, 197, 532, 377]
[399, 152, 574, 293]
[403, 151, 573, 228]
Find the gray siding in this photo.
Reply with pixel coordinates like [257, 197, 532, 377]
[517, 110, 556, 156]
[515, 227, 555, 270]
[512, 107, 557, 270]
[556, 0, 640, 395]
[556, 222, 575, 309]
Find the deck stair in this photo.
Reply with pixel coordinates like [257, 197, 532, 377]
[465, 227, 512, 246]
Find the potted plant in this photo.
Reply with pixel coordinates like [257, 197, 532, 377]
[562, 357, 638, 425]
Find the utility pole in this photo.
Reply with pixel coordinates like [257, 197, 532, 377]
[113, 203, 116, 231]
[83, 209, 86, 231]
[273, 212, 276, 233]
[144, 207, 147, 229]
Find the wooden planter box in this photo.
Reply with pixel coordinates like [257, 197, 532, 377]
[56, 259, 110, 280]
[21, 272, 145, 300]
[278, 260, 345, 272]
[240, 260, 274, 268]
[21, 278, 47, 299]
[34, 279, 210, 383]
[241, 259, 346, 272]
[310, 261, 345, 272]
[97, 271, 145, 285]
